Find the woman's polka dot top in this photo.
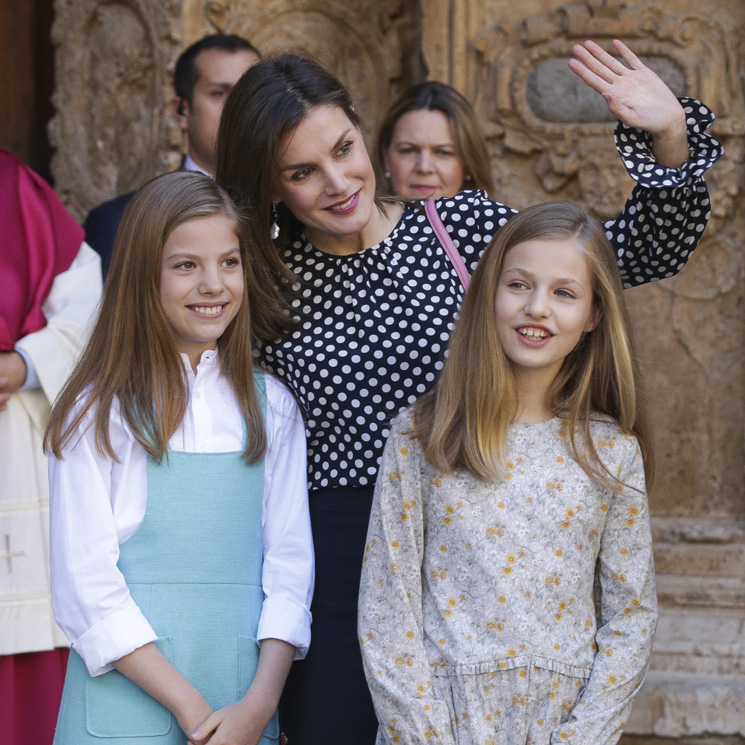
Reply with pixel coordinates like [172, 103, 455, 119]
[257, 97, 722, 492]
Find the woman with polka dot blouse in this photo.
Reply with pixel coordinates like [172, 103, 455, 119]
[216, 39, 722, 745]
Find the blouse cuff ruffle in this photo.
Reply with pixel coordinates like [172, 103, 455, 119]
[614, 97, 723, 188]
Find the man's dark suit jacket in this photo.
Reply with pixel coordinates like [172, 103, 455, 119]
[84, 158, 191, 279]
[84, 191, 134, 279]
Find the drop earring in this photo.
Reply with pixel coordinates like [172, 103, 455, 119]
[270, 203, 280, 239]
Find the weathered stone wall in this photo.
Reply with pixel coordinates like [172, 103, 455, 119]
[49, 0, 423, 220]
[50, 0, 745, 740]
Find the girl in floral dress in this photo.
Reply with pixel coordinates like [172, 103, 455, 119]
[359, 201, 656, 745]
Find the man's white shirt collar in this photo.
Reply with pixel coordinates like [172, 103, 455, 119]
[183, 154, 214, 178]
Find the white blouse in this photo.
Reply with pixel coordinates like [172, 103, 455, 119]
[49, 351, 314, 677]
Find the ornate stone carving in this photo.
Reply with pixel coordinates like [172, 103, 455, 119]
[240, 6, 385, 143]
[197, 0, 420, 142]
[468, 1, 744, 222]
[51, 0, 421, 219]
[203, 0, 421, 142]
[50, 0, 178, 220]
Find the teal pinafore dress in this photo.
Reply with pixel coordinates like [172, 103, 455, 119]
[53, 377, 278, 743]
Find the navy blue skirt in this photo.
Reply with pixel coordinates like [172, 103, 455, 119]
[279, 486, 378, 745]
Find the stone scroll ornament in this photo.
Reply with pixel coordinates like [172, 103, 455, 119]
[469, 0, 741, 219]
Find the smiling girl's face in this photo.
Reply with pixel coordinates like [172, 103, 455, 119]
[159, 212, 243, 370]
[495, 235, 599, 391]
[272, 104, 377, 239]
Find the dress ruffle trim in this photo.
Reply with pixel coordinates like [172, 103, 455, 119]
[431, 654, 593, 680]
[614, 96, 723, 186]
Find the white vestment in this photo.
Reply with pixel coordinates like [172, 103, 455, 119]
[0, 243, 101, 655]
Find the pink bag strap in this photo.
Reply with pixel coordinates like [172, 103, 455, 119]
[424, 199, 470, 291]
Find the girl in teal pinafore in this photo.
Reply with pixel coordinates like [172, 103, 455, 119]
[46, 172, 313, 745]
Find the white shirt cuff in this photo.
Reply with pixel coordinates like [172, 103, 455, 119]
[257, 596, 312, 660]
[13, 345, 39, 390]
[73, 606, 158, 677]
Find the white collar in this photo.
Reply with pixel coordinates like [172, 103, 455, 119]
[183, 154, 214, 178]
[179, 348, 219, 377]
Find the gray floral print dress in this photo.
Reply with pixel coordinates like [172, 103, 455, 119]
[359, 413, 656, 745]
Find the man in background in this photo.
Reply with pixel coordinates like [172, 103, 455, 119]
[85, 33, 260, 276]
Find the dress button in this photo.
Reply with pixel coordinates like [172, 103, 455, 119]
[194, 391, 201, 400]
[200, 443, 208, 452]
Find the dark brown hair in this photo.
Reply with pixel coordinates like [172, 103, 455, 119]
[174, 33, 260, 106]
[216, 53, 375, 340]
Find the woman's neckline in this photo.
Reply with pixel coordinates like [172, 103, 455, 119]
[303, 201, 407, 258]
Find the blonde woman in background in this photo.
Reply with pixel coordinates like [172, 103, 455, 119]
[375, 80, 495, 200]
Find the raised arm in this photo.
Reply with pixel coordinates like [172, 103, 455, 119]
[569, 39, 688, 167]
[568, 39, 723, 287]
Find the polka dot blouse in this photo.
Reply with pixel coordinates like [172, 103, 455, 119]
[257, 97, 722, 492]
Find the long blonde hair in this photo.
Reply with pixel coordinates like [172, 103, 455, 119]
[46, 172, 268, 464]
[410, 201, 652, 490]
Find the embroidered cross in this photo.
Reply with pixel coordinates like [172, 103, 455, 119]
[1, 534, 24, 574]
